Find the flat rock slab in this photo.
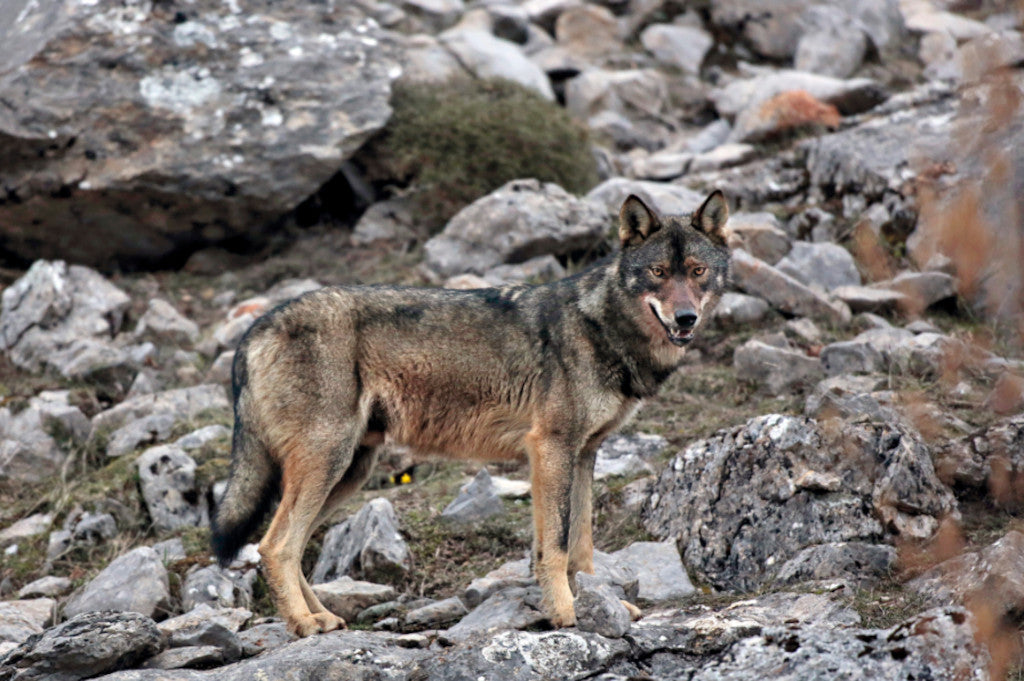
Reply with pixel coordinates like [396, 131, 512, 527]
[311, 577, 397, 622]
[0, 611, 163, 681]
[731, 249, 849, 323]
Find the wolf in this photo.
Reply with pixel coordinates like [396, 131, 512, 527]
[211, 191, 731, 637]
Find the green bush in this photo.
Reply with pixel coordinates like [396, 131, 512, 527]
[366, 77, 599, 231]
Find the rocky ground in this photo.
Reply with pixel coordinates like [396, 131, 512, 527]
[2, 0, 1024, 679]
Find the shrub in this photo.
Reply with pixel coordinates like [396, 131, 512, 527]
[365, 77, 599, 231]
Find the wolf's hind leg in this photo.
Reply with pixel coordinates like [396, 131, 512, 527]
[298, 444, 382, 616]
[258, 435, 359, 638]
[567, 440, 599, 584]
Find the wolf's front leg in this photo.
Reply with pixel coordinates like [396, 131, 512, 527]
[527, 430, 577, 628]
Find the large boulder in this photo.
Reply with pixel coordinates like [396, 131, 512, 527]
[0, 0, 398, 269]
[642, 414, 958, 592]
[0, 391, 90, 483]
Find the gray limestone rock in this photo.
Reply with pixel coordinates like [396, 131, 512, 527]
[932, 414, 1024, 497]
[181, 565, 253, 612]
[643, 414, 957, 591]
[81, 630, 427, 681]
[404, 596, 468, 630]
[0, 2, 399, 269]
[441, 469, 504, 523]
[463, 558, 534, 609]
[16, 576, 71, 599]
[731, 249, 850, 323]
[574, 573, 630, 638]
[0, 599, 54, 646]
[0, 611, 163, 681]
[640, 24, 713, 75]
[64, 547, 171, 619]
[0, 515, 52, 550]
[107, 413, 177, 458]
[820, 340, 885, 376]
[439, 28, 554, 100]
[585, 178, 706, 218]
[775, 242, 862, 293]
[594, 433, 667, 480]
[92, 384, 230, 445]
[423, 180, 607, 277]
[137, 445, 208, 532]
[713, 293, 771, 327]
[727, 212, 792, 265]
[443, 586, 546, 644]
[157, 605, 250, 661]
[311, 498, 411, 584]
[774, 542, 898, 586]
[909, 530, 1024, 616]
[236, 622, 292, 658]
[713, 70, 885, 118]
[734, 339, 824, 395]
[609, 541, 695, 602]
[804, 375, 896, 422]
[311, 577, 397, 623]
[141, 646, 226, 671]
[0, 261, 131, 373]
[134, 299, 200, 347]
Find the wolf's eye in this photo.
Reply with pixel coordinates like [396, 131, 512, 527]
[650, 266, 666, 278]
[693, 266, 707, 277]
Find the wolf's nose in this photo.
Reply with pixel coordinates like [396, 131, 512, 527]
[675, 309, 697, 329]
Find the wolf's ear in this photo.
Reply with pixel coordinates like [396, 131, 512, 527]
[692, 190, 729, 244]
[619, 195, 662, 248]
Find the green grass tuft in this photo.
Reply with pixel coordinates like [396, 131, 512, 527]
[365, 77, 600, 231]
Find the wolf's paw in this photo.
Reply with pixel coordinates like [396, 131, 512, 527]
[621, 600, 643, 621]
[548, 606, 577, 629]
[289, 612, 347, 638]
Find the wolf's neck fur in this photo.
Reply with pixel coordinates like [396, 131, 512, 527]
[569, 256, 680, 400]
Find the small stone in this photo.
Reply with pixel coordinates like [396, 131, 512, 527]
[443, 586, 546, 643]
[713, 292, 771, 327]
[441, 469, 504, 523]
[820, 340, 885, 376]
[311, 498, 411, 584]
[775, 242, 861, 293]
[0, 514, 52, 549]
[142, 645, 225, 670]
[311, 577, 397, 622]
[237, 621, 291, 657]
[574, 572, 630, 638]
[16, 576, 71, 599]
[64, 546, 171, 619]
[734, 339, 824, 395]
[134, 298, 200, 346]
[610, 540, 695, 602]
[0, 598, 55, 646]
[404, 596, 468, 630]
[594, 433, 667, 480]
[775, 542, 898, 587]
[137, 445, 208, 532]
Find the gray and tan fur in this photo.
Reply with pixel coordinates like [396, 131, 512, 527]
[211, 191, 732, 637]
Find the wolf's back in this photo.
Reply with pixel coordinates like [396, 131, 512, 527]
[210, 341, 280, 566]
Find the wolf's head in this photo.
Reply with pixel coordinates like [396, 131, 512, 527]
[616, 191, 731, 353]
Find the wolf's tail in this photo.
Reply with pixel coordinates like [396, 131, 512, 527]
[210, 349, 280, 566]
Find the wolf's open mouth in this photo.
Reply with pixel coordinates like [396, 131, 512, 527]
[649, 303, 693, 347]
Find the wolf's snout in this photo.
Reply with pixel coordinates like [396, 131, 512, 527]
[674, 309, 698, 329]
